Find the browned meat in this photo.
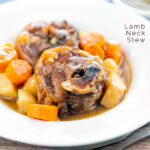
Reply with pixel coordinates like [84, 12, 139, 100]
[15, 21, 79, 68]
[35, 46, 107, 117]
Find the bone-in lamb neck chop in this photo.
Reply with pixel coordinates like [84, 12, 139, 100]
[35, 46, 107, 117]
[15, 21, 79, 68]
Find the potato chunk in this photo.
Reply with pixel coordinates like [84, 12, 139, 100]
[103, 58, 119, 75]
[100, 72, 126, 108]
[17, 89, 36, 114]
[23, 74, 37, 96]
[0, 73, 17, 98]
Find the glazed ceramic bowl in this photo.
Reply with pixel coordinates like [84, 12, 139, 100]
[0, 0, 150, 148]
[114, 0, 150, 19]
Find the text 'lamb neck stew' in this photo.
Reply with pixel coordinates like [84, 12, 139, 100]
[0, 20, 132, 121]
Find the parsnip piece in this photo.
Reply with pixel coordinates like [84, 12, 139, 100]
[23, 74, 37, 96]
[17, 89, 36, 114]
[103, 58, 119, 75]
[100, 72, 126, 108]
[0, 73, 17, 98]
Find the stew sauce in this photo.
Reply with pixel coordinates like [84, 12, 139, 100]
[1, 56, 132, 121]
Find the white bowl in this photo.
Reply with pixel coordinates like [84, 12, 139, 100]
[0, 0, 150, 148]
[114, 0, 150, 19]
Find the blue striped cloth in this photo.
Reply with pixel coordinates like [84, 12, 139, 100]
[0, 0, 12, 4]
[0, 0, 113, 4]
[106, 0, 113, 2]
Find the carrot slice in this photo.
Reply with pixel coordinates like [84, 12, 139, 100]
[105, 41, 123, 64]
[0, 45, 17, 73]
[27, 104, 58, 121]
[80, 32, 105, 60]
[5, 59, 32, 85]
[84, 44, 105, 60]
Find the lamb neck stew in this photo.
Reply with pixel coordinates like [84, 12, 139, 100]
[0, 20, 132, 121]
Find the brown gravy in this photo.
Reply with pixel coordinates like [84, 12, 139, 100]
[1, 56, 132, 121]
